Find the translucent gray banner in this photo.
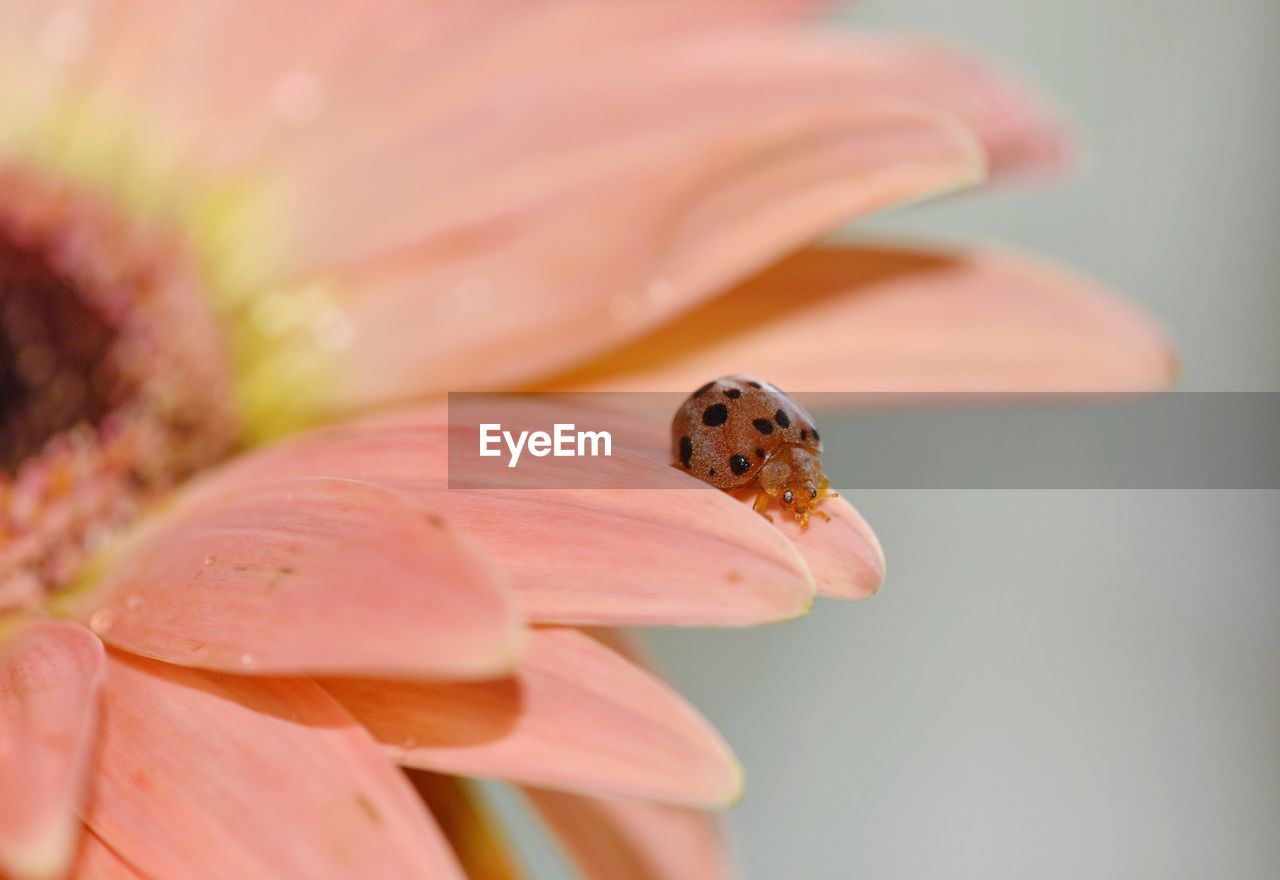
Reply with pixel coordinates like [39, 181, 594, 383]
[446, 392, 1279, 490]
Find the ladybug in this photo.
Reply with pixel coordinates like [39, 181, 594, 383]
[671, 375, 834, 527]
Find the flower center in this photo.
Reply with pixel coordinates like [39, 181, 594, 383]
[0, 236, 117, 470]
[0, 166, 238, 610]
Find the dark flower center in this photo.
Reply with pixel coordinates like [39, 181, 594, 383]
[0, 166, 238, 610]
[0, 236, 121, 470]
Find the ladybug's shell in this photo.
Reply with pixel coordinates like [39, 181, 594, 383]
[671, 375, 822, 489]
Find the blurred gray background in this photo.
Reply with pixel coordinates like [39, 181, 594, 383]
[494, 1, 1280, 876]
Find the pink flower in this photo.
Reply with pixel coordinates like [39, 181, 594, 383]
[0, 2, 1173, 878]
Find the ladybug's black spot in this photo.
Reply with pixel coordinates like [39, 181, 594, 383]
[729, 454, 751, 475]
[725, 388, 742, 399]
[702, 403, 729, 427]
[747, 381, 762, 389]
[752, 418, 773, 435]
[693, 381, 715, 397]
[679, 435, 693, 468]
[775, 409, 791, 429]
[800, 429, 809, 442]
[755, 448, 766, 459]
[811, 428, 820, 443]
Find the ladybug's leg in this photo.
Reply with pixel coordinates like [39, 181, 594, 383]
[804, 476, 833, 524]
[752, 490, 774, 522]
[817, 475, 838, 502]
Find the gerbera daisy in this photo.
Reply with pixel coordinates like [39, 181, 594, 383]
[0, 2, 1172, 878]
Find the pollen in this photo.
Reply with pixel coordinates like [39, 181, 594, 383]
[0, 166, 238, 610]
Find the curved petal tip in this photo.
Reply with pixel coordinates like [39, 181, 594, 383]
[741, 492, 885, 600]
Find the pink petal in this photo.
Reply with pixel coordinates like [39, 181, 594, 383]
[175, 412, 818, 627]
[0, 617, 103, 880]
[436, 482, 813, 627]
[83, 652, 465, 880]
[544, 243, 1176, 393]
[287, 78, 982, 282]
[58, 477, 520, 679]
[527, 788, 735, 880]
[240, 103, 981, 429]
[227, 11, 988, 286]
[406, 27, 1064, 206]
[525, 628, 735, 879]
[68, 830, 145, 880]
[406, 770, 521, 880]
[322, 627, 743, 808]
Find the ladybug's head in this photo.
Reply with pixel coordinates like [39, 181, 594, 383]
[758, 445, 828, 524]
[778, 481, 819, 511]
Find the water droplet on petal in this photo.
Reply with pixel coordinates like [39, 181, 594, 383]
[203, 555, 216, 566]
[647, 277, 676, 305]
[89, 609, 116, 633]
[124, 594, 143, 609]
[239, 653, 256, 668]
